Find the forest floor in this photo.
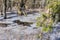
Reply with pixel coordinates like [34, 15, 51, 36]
[0, 9, 60, 40]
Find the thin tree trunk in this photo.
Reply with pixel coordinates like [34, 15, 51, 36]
[4, 0, 7, 19]
[10, 0, 13, 11]
[19, 0, 26, 15]
[32, 0, 36, 8]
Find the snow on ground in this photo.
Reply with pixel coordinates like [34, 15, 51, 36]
[0, 23, 41, 40]
[18, 13, 40, 22]
[0, 22, 60, 40]
[0, 12, 60, 40]
[0, 12, 41, 40]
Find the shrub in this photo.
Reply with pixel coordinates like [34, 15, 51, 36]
[36, 0, 60, 32]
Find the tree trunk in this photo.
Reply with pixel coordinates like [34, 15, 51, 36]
[19, 0, 26, 15]
[32, 0, 36, 8]
[4, 0, 7, 19]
